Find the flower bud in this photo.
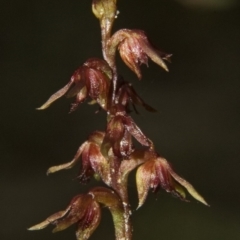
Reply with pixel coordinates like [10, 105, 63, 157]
[92, 0, 118, 41]
[92, 0, 117, 20]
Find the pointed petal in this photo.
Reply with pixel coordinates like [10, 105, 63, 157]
[140, 39, 169, 72]
[136, 161, 153, 208]
[126, 84, 157, 112]
[163, 159, 209, 206]
[123, 116, 150, 147]
[28, 207, 71, 231]
[28, 220, 50, 231]
[37, 80, 74, 110]
[47, 142, 88, 175]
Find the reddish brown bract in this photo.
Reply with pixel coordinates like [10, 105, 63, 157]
[37, 58, 111, 112]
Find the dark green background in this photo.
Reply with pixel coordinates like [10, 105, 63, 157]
[1, 0, 240, 239]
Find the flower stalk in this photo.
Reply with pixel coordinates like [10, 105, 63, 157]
[30, 1, 209, 240]
[92, 0, 118, 100]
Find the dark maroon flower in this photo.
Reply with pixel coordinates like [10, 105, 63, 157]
[28, 194, 101, 240]
[109, 29, 171, 79]
[101, 106, 152, 159]
[47, 131, 111, 185]
[136, 151, 209, 208]
[115, 79, 156, 113]
[37, 58, 112, 112]
[29, 187, 126, 240]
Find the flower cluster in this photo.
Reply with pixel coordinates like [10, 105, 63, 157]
[30, 0, 208, 240]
